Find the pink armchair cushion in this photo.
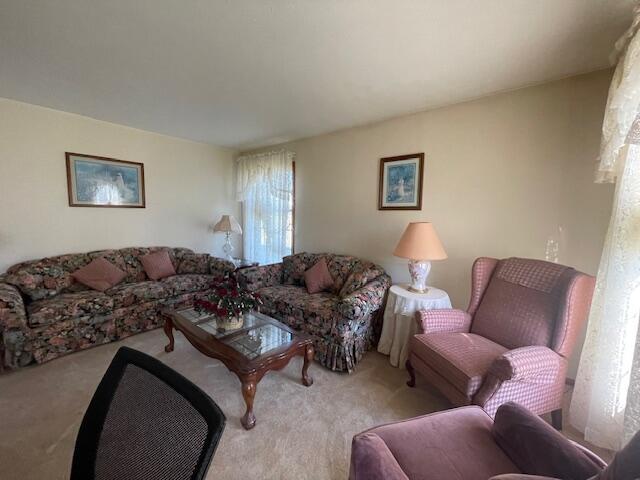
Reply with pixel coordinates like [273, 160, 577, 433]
[71, 258, 126, 292]
[351, 406, 519, 480]
[140, 250, 176, 281]
[489, 346, 563, 382]
[492, 402, 602, 479]
[416, 308, 471, 334]
[471, 259, 576, 351]
[304, 258, 334, 294]
[410, 333, 507, 398]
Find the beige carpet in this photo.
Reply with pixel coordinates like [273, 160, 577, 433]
[0, 329, 452, 479]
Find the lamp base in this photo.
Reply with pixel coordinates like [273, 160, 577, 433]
[407, 260, 431, 293]
[222, 232, 234, 261]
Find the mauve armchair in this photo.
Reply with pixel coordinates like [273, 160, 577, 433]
[406, 257, 595, 427]
[349, 403, 639, 480]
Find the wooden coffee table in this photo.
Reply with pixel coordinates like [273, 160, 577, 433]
[162, 307, 314, 430]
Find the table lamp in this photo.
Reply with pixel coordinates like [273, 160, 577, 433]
[213, 215, 242, 261]
[393, 222, 447, 293]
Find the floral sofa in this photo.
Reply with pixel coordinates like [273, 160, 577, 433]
[237, 253, 391, 373]
[0, 247, 235, 370]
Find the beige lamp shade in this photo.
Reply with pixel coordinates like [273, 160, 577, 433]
[393, 222, 447, 260]
[213, 215, 242, 234]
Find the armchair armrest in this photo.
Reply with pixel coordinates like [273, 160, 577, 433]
[0, 282, 27, 332]
[415, 309, 471, 334]
[236, 263, 283, 291]
[489, 346, 563, 382]
[208, 257, 236, 278]
[337, 274, 391, 321]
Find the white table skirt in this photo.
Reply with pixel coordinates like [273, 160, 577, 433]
[378, 284, 452, 368]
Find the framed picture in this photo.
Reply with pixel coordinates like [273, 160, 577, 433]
[66, 152, 145, 208]
[378, 153, 424, 210]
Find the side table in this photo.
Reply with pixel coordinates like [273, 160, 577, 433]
[378, 284, 451, 368]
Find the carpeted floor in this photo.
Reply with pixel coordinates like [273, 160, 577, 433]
[0, 329, 450, 479]
[0, 329, 610, 479]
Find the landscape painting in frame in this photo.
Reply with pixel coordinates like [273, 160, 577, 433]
[378, 153, 424, 210]
[66, 153, 145, 208]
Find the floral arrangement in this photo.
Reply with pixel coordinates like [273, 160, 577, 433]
[195, 274, 262, 320]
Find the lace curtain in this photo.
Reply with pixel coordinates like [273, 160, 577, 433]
[569, 3, 640, 450]
[236, 150, 294, 265]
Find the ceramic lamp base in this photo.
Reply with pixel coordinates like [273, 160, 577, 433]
[407, 259, 431, 293]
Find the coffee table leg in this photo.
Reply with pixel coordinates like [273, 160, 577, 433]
[302, 344, 314, 387]
[241, 378, 257, 430]
[163, 316, 175, 353]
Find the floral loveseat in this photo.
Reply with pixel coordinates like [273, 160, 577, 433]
[0, 247, 235, 370]
[237, 253, 391, 372]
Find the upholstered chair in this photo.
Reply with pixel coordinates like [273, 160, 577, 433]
[406, 257, 595, 427]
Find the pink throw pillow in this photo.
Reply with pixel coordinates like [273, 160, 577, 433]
[141, 250, 176, 280]
[304, 258, 334, 294]
[72, 258, 126, 292]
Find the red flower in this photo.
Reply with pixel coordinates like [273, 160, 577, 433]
[217, 287, 228, 296]
[218, 308, 228, 317]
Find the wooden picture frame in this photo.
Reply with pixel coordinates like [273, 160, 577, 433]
[378, 153, 424, 210]
[66, 152, 146, 208]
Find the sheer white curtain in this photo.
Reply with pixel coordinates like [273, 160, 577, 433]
[236, 150, 294, 265]
[570, 4, 640, 450]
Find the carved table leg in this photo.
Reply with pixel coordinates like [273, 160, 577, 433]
[163, 316, 175, 353]
[241, 378, 257, 430]
[302, 344, 314, 387]
[406, 359, 416, 387]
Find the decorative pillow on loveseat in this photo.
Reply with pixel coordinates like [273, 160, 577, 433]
[72, 258, 126, 292]
[339, 261, 385, 298]
[304, 258, 334, 294]
[283, 253, 318, 285]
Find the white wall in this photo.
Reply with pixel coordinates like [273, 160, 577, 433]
[0, 98, 240, 271]
[244, 70, 615, 378]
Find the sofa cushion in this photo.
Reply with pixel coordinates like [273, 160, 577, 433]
[410, 333, 508, 398]
[257, 285, 338, 334]
[339, 261, 384, 298]
[72, 258, 126, 292]
[106, 281, 173, 308]
[161, 274, 213, 295]
[326, 255, 361, 294]
[177, 253, 210, 275]
[354, 406, 519, 480]
[5, 253, 93, 301]
[283, 253, 318, 285]
[116, 247, 152, 282]
[304, 258, 334, 294]
[492, 402, 602, 479]
[27, 290, 115, 327]
[141, 251, 176, 280]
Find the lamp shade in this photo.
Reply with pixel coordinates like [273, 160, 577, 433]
[213, 215, 242, 234]
[393, 222, 447, 260]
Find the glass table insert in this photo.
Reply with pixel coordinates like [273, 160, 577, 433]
[178, 308, 295, 358]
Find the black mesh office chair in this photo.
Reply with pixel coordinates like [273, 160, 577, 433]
[70, 346, 225, 480]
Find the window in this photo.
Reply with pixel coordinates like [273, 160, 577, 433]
[236, 151, 295, 265]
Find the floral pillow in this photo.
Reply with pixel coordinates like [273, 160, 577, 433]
[283, 253, 318, 285]
[339, 261, 385, 298]
[177, 253, 210, 274]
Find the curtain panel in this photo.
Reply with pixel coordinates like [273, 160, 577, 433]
[570, 3, 640, 450]
[236, 150, 294, 265]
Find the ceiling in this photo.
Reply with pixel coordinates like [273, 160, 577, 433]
[0, 1, 633, 149]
